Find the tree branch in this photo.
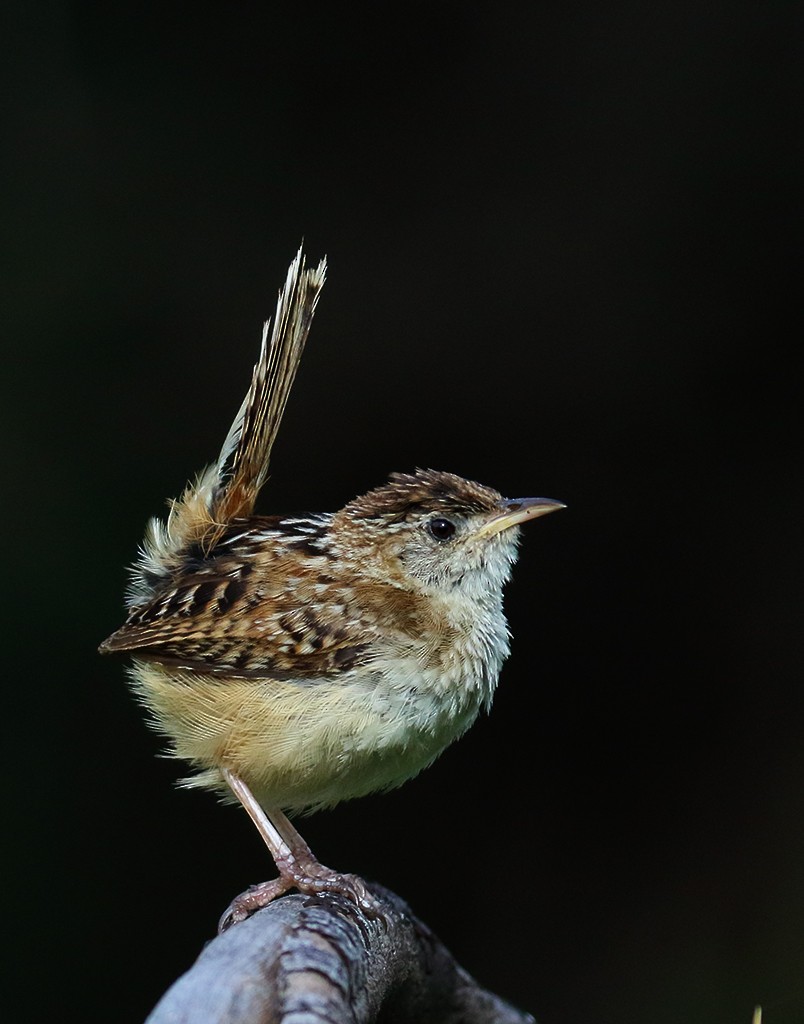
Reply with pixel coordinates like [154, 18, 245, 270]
[146, 884, 534, 1023]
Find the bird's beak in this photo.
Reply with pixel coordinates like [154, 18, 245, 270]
[476, 496, 566, 538]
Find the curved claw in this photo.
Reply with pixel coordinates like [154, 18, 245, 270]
[218, 877, 292, 933]
[308, 871, 382, 918]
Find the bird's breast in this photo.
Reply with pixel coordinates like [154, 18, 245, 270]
[360, 590, 512, 733]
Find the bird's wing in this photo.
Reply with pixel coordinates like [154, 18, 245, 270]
[99, 533, 375, 677]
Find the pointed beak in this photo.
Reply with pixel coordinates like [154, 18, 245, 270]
[476, 496, 566, 538]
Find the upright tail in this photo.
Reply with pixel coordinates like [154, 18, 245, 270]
[128, 247, 326, 605]
[212, 248, 327, 528]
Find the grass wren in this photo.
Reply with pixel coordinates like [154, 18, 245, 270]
[100, 249, 564, 928]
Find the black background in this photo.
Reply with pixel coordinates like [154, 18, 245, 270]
[3, 3, 800, 1022]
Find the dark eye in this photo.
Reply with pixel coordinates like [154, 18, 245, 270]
[427, 517, 456, 541]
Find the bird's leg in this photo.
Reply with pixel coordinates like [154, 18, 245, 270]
[269, 806, 375, 911]
[218, 768, 377, 931]
[217, 768, 294, 931]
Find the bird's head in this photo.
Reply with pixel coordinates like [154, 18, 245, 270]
[331, 468, 564, 598]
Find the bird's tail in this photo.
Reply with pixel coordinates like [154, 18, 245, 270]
[129, 247, 326, 604]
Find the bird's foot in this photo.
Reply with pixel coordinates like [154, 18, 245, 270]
[292, 864, 379, 916]
[218, 864, 380, 932]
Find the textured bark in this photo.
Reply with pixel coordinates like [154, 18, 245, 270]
[146, 885, 534, 1024]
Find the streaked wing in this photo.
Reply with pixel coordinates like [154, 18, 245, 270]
[99, 526, 374, 677]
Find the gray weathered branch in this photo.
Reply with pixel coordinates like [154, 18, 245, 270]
[146, 884, 534, 1023]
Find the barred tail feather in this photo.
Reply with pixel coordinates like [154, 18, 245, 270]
[127, 247, 326, 605]
[213, 248, 327, 525]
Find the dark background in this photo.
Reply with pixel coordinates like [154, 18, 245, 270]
[3, 3, 800, 1022]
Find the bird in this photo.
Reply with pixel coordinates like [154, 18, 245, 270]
[99, 248, 564, 929]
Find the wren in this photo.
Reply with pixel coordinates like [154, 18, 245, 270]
[100, 249, 564, 929]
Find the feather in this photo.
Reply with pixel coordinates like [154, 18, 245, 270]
[124, 248, 326, 604]
[212, 248, 327, 529]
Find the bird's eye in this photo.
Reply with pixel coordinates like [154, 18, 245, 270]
[427, 517, 456, 541]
